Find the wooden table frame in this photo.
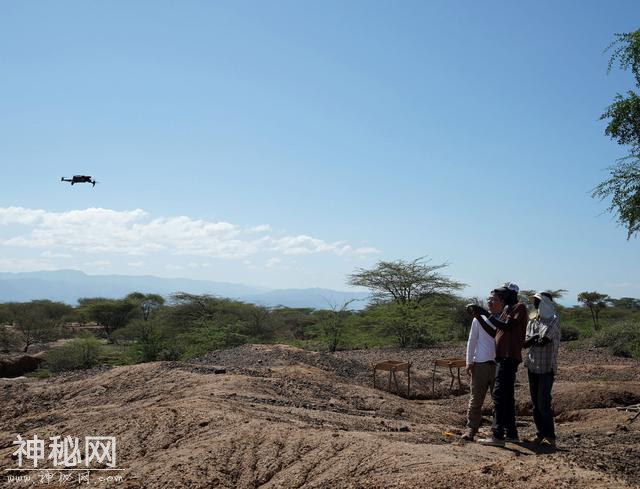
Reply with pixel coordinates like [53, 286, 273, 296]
[373, 360, 411, 397]
[432, 358, 466, 393]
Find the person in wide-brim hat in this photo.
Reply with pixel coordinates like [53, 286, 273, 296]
[523, 292, 561, 447]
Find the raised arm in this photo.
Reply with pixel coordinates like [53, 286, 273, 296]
[483, 303, 527, 332]
[474, 313, 497, 338]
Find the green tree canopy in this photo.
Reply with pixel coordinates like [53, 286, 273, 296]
[78, 298, 137, 340]
[577, 291, 610, 331]
[594, 29, 640, 239]
[607, 296, 640, 310]
[125, 292, 165, 320]
[11, 301, 72, 352]
[347, 257, 465, 305]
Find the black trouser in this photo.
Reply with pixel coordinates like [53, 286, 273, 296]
[528, 370, 555, 439]
[491, 357, 520, 439]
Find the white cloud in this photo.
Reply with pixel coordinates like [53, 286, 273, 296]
[267, 236, 381, 257]
[248, 224, 272, 233]
[0, 206, 380, 263]
[41, 251, 73, 259]
[265, 257, 292, 271]
[353, 247, 380, 255]
[0, 207, 47, 225]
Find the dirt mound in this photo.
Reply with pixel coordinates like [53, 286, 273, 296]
[193, 344, 371, 383]
[0, 354, 44, 378]
[556, 348, 640, 383]
[514, 382, 640, 416]
[194, 344, 467, 400]
[0, 344, 639, 488]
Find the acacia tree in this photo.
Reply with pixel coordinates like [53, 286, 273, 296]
[577, 291, 610, 331]
[593, 30, 640, 239]
[347, 257, 465, 305]
[318, 299, 357, 352]
[78, 298, 137, 340]
[519, 288, 567, 303]
[10, 300, 73, 352]
[125, 292, 165, 321]
[607, 296, 640, 309]
[545, 289, 568, 300]
[349, 257, 464, 348]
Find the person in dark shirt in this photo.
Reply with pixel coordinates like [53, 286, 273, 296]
[468, 283, 528, 447]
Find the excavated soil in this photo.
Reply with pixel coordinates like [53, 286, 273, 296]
[0, 344, 639, 488]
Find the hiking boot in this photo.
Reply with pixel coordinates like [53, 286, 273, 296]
[525, 435, 545, 445]
[542, 437, 556, 448]
[478, 436, 505, 447]
[461, 429, 476, 441]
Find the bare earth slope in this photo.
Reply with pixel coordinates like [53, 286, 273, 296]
[1, 344, 639, 488]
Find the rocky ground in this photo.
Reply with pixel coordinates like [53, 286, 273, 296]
[0, 344, 639, 488]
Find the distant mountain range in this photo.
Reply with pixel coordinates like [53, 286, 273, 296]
[0, 270, 369, 310]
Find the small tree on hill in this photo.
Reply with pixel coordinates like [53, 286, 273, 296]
[318, 299, 357, 352]
[348, 257, 465, 306]
[577, 291, 610, 331]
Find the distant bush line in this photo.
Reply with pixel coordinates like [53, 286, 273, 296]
[0, 290, 638, 375]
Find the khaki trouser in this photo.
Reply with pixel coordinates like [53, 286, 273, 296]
[466, 361, 496, 432]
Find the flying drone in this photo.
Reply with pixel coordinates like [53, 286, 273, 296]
[61, 175, 97, 187]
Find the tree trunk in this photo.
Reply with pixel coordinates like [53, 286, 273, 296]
[589, 306, 598, 331]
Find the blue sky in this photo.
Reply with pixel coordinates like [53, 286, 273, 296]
[0, 1, 639, 303]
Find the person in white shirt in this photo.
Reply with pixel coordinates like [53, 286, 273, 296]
[461, 296, 499, 441]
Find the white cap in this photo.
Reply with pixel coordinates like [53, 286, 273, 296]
[503, 282, 520, 293]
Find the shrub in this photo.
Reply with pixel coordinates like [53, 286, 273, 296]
[175, 320, 247, 359]
[593, 321, 640, 358]
[45, 335, 102, 372]
[560, 324, 580, 341]
[26, 368, 52, 379]
[158, 345, 182, 361]
[0, 325, 20, 353]
[128, 319, 162, 362]
[411, 331, 437, 348]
